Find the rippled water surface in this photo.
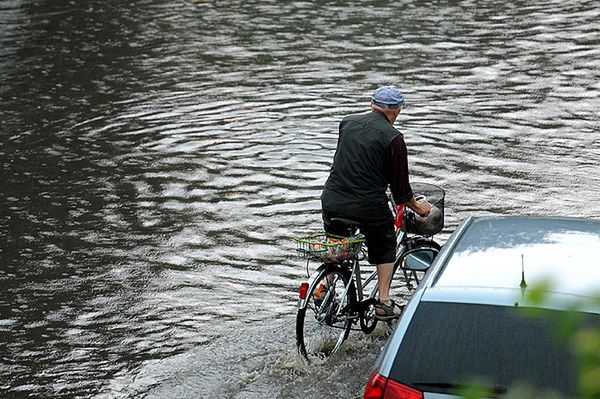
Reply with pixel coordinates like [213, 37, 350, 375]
[1, 0, 599, 397]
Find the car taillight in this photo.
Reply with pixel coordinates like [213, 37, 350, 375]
[364, 370, 423, 399]
[299, 282, 309, 299]
[386, 380, 423, 399]
[364, 370, 386, 399]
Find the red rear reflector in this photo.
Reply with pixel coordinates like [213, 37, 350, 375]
[364, 370, 423, 399]
[299, 282, 309, 299]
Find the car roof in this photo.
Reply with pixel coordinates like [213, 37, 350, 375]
[423, 216, 600, 311]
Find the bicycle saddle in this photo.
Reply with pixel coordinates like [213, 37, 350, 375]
[328, 217, 361, 237]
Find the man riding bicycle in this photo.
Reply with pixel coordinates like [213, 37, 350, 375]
[321, 85, 430, 320]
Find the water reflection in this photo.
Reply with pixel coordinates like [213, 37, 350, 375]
[448, 216, 600, 251]
[1, 0, 599, 397]
[437, 217, 600, 296]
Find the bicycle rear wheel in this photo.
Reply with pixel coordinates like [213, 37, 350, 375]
[296, 265, 356, 364]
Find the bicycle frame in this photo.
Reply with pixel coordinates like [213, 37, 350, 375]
[297, 204, 436, 312]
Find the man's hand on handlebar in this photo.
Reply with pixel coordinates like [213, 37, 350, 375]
[415, 198, 431, 217]
[406, 195, 431, 218]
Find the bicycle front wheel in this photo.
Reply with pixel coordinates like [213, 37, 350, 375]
[366, 238, 442, 303]
[296, 265, 355, 364]
[401, 238, 442, 289]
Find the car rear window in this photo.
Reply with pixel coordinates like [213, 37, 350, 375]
[390, 301, 599, 396]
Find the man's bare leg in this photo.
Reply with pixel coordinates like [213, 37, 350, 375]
[376, 262, 402, 319]
[376, 262, 394, 300]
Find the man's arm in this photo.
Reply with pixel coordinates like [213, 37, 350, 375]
[386, 135, 430, 217]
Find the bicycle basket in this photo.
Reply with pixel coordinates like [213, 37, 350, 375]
[405, 182, 445, 236]
[294, 233, 365, 262]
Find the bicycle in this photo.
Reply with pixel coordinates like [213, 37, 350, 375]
[294, 183, 445, 364]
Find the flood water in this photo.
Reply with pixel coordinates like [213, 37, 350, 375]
[1, 0, 599, 398]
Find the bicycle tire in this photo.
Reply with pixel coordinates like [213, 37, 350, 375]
[408, 237, 442, 252]
[401, 238, 441, 289]
[296, 264, 356, 364]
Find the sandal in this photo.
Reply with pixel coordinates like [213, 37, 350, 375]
[375, 299, 403, 320]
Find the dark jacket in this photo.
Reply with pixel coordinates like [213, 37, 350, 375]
[321, 111, 411, 221]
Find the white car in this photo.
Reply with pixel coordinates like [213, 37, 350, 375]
[364, 216, 600, 399]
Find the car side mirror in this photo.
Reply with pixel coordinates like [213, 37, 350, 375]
[402, 247, 438, 272]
